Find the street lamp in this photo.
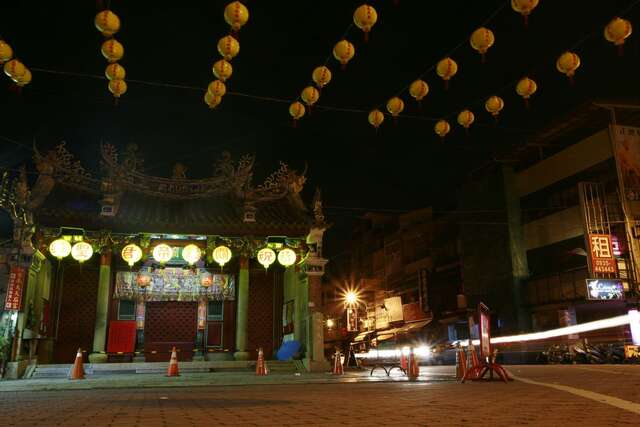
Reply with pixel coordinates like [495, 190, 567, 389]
[344, 290, 358, 306]
[326, 318, 335, 329]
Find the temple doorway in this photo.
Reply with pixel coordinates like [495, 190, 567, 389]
[144, 301, 197, 362]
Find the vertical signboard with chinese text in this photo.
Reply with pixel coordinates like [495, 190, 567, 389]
[4, 266, 26, 311]
[346, 307, 358, 332]
[478, 303, 491, 361]
[588, 234, 617, 274]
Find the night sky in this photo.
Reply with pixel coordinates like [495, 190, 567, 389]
[1, 1, 640, 254]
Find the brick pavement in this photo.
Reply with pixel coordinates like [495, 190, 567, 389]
[1, 368, 640, 427]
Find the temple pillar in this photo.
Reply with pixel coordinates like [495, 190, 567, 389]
[234, 256, 250, 360]
[89, 251, 111, 363]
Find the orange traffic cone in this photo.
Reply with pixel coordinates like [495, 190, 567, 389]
[69, 348, 85, 380]
[166, 346, 180, 377]
[407, 349, 420, 381]
[332, 350, 344, 375]
[400, 351, 408, 372]
[256, 347, 268, 376]
[456, 346, 467, 381]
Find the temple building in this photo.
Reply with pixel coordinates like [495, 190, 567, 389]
[0, 143, 329, 377]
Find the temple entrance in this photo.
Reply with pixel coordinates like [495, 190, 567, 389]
[144, 301, 197, 362]
[53, 264, 99, 363]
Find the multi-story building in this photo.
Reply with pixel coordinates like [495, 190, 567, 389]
[459, 101, 640, 339]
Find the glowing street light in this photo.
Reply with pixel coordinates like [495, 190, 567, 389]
[326, 318, 335, 329]
[344, 290, 359, 306]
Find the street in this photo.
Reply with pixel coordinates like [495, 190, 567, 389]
[1, 365, 639, 426]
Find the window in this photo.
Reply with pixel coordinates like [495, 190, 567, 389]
[207, 300, 224, 321]
[118, 300, 135, 320]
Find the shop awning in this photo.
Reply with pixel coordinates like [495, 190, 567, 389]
[353, 330, 375, 342]
[374, 319, 432, 342]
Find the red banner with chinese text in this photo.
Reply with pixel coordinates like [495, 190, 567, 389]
[4, 266, 27, 311]
[588, 234, 618, 274]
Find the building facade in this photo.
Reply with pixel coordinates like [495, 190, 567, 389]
[0, 143, 329, 377]
[459, 102, 640, 338]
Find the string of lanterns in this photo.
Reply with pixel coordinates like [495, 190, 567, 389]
[49, 238, 94, 263]
[1, 38, 32, 89]
[95, 8, 127, 102]
[366, 2, 633, 141]
[289, 3, 378, 125]
[205, 1, 249, 110]
[120, 242, 298, 270]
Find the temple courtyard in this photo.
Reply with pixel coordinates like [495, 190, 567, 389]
[1, 365, 639, 426]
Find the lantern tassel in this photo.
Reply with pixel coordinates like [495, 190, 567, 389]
[341, 63, 347, 72]
[568, 75, 575, 86]
[364, 31, 370, 43]
[523, 15, 529, 28]
[481, 53, 486, 64]
[292, 119, 298, 128]
[524, 98, 530, 109]
[444, 80, 449, 91]
[617, 44, 624, 57]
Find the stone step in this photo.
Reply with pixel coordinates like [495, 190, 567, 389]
[29, 360, 298, 379]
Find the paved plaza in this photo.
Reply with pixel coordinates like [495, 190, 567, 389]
[1, 365, 639, 426]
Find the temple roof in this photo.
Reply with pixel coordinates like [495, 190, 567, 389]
[35, 184, 312, 235]
[1, 143, 325, 238]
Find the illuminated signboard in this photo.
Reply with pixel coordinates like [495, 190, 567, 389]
[586, 279, 625, 300]
[588, 234, 617, 274]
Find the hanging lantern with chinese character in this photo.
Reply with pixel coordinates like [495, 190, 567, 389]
[312, 66, 332, 89]
[436, 57, 457, 90]
[0, 40, 13, 64]
[121, 243, 143, 267]
[301, 86, 320, 107]
[353, 4, 378, 42]
[108, 79, 127, 99]
[217, 35, 240, 61]
[511, 0, 539, 26]
[333, 40, 355, 69]
[95, 10, 121, 37]
[470, 27, 495, 62]
[12, 68, 31, 87]
[556, 51, 580, 83]
[105, 63, 125, 81]
[212, 59, 233, 82]
[409, 79, 429, 105]
[152, 243, 173, 264]
[3, 59, 25, 80]
[71, 242, 94, 263]
[205, 91, 222, 109]
[201, 271, 213, 288]
[485, 95, 504, 119]
[208, 79, 226, 97]
[386, 97, 404, 121]
[49, 238, 71, 260]
[101, 39, 124, 63]
[368, 109, 384, 130]
[516, 76, 537, 107]
[434, 120, 451, 138]
[289, 101, 305, 126]
[257, 247, 276, 270]
[224, 1, 249, 33]
[277, 248, 297, 267]
[212, 245, 232, 268]
[182, 244, 202, 266]
[605, 17, 632, 55]
[457, 109, 475, 130]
